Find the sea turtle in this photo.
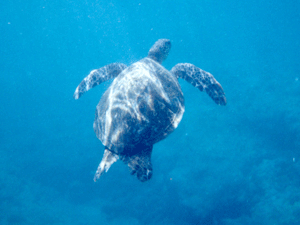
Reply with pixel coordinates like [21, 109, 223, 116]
[73, 39, 226, 182]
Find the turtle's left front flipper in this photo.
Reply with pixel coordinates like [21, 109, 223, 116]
[171, 63, 226, 105]
[73, 63, 127, 99]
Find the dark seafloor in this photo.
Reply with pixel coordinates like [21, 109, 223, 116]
[0, 0, 300, 224]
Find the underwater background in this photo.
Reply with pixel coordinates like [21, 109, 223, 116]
[1, 0, 300, 224]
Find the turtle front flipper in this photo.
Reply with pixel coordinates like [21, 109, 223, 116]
[123, 145, 153, 182]
[73, 63, 127, 99]
[171, 63, 226, 105]
[94, 148, 119, 182]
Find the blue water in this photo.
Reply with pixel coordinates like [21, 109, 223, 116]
[1, 0, 300, 224]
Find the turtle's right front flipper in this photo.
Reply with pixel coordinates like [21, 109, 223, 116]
[171, 63, 226, 105]
[73, 63, 127, 99]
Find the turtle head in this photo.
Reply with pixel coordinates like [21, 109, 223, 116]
[148, 39, 171, 64]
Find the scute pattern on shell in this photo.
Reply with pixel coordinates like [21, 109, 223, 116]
[93, 58, 185, 156]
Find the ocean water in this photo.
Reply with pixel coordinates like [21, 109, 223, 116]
[1, 0, 300, 224]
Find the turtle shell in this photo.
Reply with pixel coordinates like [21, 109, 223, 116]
[93, 57, 185, 156]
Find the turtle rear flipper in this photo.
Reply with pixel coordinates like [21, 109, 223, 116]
[74, 63, 127, 99]
[171, 63, 226, 105]
[125, 146, 153, 182]
[94, 149, 119, 182]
